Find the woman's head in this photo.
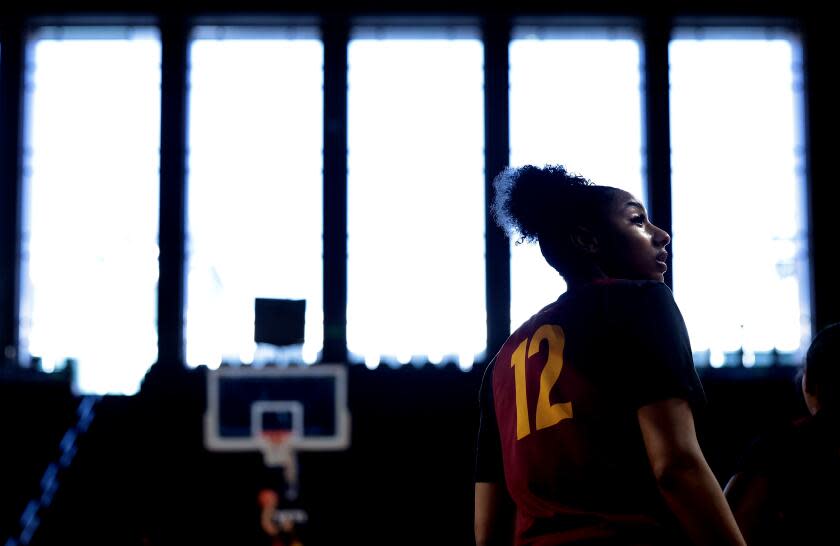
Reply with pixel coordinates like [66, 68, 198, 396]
[802, 323, 840, 414]
[491, 164, 670, 283]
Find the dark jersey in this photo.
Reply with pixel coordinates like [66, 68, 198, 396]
[734, 409, 840, 545]
[475, 279, 705, 545]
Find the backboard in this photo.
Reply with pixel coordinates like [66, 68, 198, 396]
[204, 363, 350, 459]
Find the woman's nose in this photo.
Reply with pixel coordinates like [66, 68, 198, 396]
[654, 225, 670, 247]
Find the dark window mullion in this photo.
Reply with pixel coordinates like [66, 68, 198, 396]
[642, 15, 674, 289]
[157, 13, 189, 369]
[0, 18, 25, 369]
[803, 15, 839, 333]
[483, 15, 511, 360]
[322, 15, 349, 363]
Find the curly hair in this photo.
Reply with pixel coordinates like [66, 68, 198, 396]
[491, 164, 592, 242]
[491, 164, 618, 275]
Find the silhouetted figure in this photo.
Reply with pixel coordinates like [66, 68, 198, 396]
[474, 165, 746, 546]
[257, 466, 307, 546]
[725, 323, 840, 545]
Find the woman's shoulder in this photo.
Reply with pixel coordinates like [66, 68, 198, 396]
[514, 280, 676, 336]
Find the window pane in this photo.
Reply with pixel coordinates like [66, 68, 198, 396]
[347, 27, 485, 368]
[19, 27, 161, 394]
[670, 29, 810, 366]
[509, 27, 644, 329]
[186, 27, 324, 368]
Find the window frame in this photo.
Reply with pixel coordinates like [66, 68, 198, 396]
[0, 11, 822, 387]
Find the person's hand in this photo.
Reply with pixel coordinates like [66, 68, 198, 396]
[258, 489, 281, 536]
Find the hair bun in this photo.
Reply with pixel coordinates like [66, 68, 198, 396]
[491, 164, 592, 242]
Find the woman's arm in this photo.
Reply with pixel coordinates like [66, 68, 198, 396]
[638, 398, 746, 546]
[724, 470, 771, 545]
[475, 481, 514, 546]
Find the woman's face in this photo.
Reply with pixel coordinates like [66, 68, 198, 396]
[597, 190, 671, 282]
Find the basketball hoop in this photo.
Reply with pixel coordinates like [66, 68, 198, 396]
[204, 365, 351, 505]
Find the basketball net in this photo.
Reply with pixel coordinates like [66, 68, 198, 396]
[260, 430, 299, 500]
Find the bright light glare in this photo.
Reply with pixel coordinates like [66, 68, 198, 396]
[185, 33, 324, 368]
[20, 29, 161, 395]
[670, 33, 810, 364]
[346, 36, 486, 368]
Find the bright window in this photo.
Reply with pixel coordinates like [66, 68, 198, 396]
[19, 27, 161, 394]
[346, 27, 485, 369]
[670, 28, 810, 366]
[185, 27, 324, 368]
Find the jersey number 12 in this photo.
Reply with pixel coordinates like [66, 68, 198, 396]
[511, 324, 572, 440]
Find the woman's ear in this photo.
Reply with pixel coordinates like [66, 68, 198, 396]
[569, 226, 599, 256]
[801, 370, 820, 416]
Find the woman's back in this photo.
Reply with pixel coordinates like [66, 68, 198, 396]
[482, 279, 703, 544]
[475, 164, 746, 546]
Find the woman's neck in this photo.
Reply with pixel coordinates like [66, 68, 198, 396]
[564, 268, 609, 291]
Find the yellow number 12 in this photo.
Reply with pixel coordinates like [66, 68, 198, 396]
[510, 324, 573, 440]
